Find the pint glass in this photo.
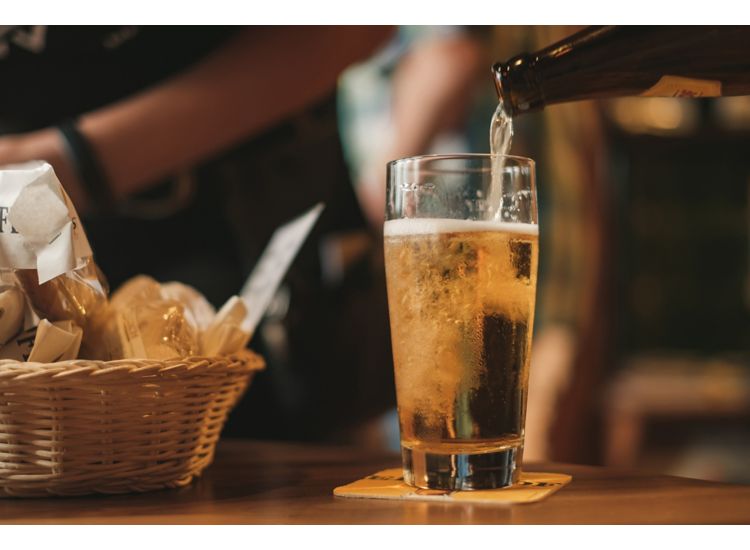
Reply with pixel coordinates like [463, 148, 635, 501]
[384, 154, 538, 490]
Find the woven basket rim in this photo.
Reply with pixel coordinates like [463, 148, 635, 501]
[0, 350, 265, 379]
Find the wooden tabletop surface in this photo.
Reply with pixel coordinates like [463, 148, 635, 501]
[1, 438, 749, 524]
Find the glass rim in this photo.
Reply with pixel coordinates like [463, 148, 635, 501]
[387, 152, 535, 169]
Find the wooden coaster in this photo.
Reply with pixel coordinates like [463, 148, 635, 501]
[334, 468, 571, 505]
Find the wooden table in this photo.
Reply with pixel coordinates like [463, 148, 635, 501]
[1, 439, 749, 524]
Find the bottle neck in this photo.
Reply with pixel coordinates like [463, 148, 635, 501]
[494, 26, 750, 117]
[494, 26, 617, 116]
[493, 55, 544, 115]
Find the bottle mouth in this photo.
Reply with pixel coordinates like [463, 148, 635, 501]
[491, 61, 513, 114]
[492, 55, 544, 115]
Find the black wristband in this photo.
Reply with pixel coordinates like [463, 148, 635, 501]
[57, 119, 115, 216]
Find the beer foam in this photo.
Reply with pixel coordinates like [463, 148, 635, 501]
[384, 218, 538, 237]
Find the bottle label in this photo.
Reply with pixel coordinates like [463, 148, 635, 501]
[641, 75, 722, 98]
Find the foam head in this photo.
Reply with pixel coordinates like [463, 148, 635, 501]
[384, 218, 538, 237]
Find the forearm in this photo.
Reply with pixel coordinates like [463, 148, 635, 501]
[1, 27, 392, 210]
[0, 128, 87, 208]
[357, 34, 484, 229]
[79, 26, 391, 198]
[389, 35, 484, 157]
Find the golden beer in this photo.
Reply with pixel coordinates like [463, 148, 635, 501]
[384, 218, 538, 487]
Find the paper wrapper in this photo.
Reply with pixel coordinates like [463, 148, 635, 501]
[116, 301, 199, 360]
[0, 161, 107, 361]
[14, 263, 107, 335]
[201, 296, 250, 356]
[0, 327, 36, 361]
[161, 282, 216, 330]
[0, 161, 93, 284]
[86, 275, 201, 361]
[27, 320, 82, 362]
[86, 278, 252, 361]
[0, 320, 82, 363]
[334, 468, 572, 505]
[0, 162, 279, 362]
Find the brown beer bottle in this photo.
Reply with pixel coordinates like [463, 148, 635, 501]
[493, 26, 750, 115]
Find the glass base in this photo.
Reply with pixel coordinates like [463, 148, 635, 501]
[402, 445, 521, 491]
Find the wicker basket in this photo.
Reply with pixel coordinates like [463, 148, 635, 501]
[0, 351, 264, 497]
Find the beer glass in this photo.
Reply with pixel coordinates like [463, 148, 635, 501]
[384, 154, 538, 490]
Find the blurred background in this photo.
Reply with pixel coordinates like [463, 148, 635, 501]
[337, 25, 750, 483]
[1, 25, 747, 484]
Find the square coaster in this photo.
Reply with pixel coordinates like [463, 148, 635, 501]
[334, 468, 571, 504]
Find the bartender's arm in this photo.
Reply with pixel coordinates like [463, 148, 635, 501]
[0, 26, 393, 211]
[356, 32, 484, 228]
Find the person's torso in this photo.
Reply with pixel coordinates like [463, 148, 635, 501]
[0, 25, 237, 131]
